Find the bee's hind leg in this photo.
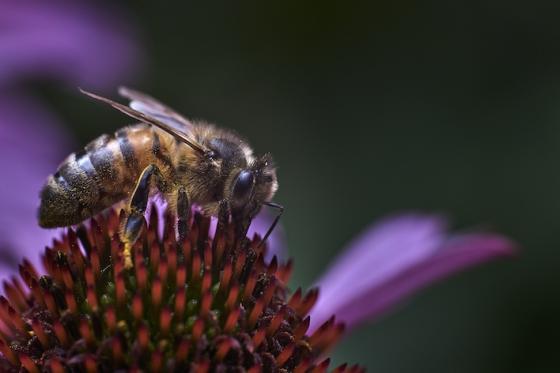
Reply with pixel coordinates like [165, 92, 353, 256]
[121, 164, 166, 268]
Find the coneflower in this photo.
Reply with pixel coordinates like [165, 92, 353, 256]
[0, 207, 357, 372]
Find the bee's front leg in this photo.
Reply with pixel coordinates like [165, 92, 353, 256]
[231, 210, 252, 250]
[121, 164, 166, 268]
[216, 200, 230, 236]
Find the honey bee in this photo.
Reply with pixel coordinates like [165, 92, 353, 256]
[38, 87, 282, 267]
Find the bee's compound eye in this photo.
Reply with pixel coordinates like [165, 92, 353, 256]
[232, 170, 254, 204]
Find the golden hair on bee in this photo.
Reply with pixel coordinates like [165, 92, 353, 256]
[38, 87, 282, 267]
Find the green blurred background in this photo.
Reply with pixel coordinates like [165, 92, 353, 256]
[42, 1, 560, 371]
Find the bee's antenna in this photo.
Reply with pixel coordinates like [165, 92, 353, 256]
[257, 202, 284, 250]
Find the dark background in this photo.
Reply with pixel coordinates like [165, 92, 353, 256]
[42, 1, 560, 371]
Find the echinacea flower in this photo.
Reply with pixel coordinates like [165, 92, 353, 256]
[0, 97, 515, 372]
[0, 1, 140, 276]
[0, 205, 514, 372]
[0, 93, 516, 371]
[0, 119, 515, 372]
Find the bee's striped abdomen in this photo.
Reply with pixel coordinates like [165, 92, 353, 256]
[115, 128, 139, 172]
[38, 123, 161, 228]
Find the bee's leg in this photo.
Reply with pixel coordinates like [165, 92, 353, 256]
[215, 200, 230, 237]
[122, 164, 166, 268]
[232, 210, 251, 249]
[176, 186, 190, 242]
[236, 215, 252, 241]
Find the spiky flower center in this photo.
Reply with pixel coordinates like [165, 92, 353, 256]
[0, 207, 360, 372]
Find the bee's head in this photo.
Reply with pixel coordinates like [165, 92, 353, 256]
[227, 153, 278, 221]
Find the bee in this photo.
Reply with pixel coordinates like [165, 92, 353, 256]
[38, 87, 282, 267]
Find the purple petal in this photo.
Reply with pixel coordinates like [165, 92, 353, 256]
[0, 1, 141, 88]
[309, 214, 516, 331]
[310, 214, 447, 326]
[0, 93, 71, 276]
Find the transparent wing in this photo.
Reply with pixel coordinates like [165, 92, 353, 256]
[118, 86, 193, 132]
[79, 88, 206, 154]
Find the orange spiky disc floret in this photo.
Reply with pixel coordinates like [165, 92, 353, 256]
[0, 207, 362, 372]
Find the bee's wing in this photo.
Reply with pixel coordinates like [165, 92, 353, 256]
[79, 88, 206, 155]
[118, 86, 193, 133]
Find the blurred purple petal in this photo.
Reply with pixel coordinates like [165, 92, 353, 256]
[0, 92, 70, 275]
[309, 214, 515, 331]
[0, 1, 141, 278]
[0, 1, 141, 88]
